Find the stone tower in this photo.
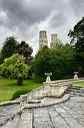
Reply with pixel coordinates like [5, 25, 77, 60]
[50, 33, 58, 48]
[39, 31, 48, 49]
[50, 33, 61, 48]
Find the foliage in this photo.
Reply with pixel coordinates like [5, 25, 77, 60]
[60, 44, 75, 74]
[16, 41, 33, 64]
[32, 45, 74, 82]
[0, 54, 29, 79]
[68, 17, 84, 74]
[11, 89, 31, 100]
[0, 36, 18, 64]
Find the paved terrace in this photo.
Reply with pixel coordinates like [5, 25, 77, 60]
[0, 92, 84, 128]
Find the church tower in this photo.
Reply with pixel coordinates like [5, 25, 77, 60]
[50, 34, 58, 48]
[39, 31, 48, 49]
[50, 33, 61, 48]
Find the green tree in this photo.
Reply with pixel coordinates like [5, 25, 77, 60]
[0, 36, 18, 64]
[68, 17, 84, 56]
[0, 54, 30, 80]
[16, 41, 33, 64]
[60, 44, 75, 75]
[32, 45, 74, 82]
[68, 17, 84, 74]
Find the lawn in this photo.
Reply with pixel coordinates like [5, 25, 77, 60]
[73, 80, 84, 88]
[0, 79, 42, 102]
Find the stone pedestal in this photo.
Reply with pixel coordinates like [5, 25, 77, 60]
[74, 74, 78, 80]
[45, 72, 52, 83]
[46, 76, 51, 82]
[74, 72, 79, 80]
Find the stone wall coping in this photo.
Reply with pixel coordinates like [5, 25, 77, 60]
[0, 100, 20, 107]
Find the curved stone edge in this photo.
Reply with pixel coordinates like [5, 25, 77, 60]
[0, 100, 20, 107]
[23, 93, 71, 109]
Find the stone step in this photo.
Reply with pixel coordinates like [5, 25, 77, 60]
[66, 87, 84, 95]
[17, 109, 32, 128]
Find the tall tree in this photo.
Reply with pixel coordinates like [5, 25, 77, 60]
[68, 17, 84, 74]
[68, 17, 84, 57]
[0, 36, 18, 63]
[17, 41, 33, 64]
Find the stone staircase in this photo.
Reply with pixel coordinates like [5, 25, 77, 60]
[66, 86, 84, 96]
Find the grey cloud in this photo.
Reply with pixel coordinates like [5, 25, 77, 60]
[48, 12, 66, 29]
[0, 0, 56, 30]
[49, 0, 84, 30]
[70, 0, 84, 16]
[0, 0, 83, 30]
[0, 0, 69, 30]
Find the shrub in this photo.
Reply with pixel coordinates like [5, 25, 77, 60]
[32, 73, 44, 83]
[11, 89, 31, 100]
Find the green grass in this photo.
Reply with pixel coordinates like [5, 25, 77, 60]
[73, 80, 84, 88]
[0, 79, 42, 102]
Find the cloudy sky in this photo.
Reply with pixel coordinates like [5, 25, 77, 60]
[0, 0, 84, 54]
